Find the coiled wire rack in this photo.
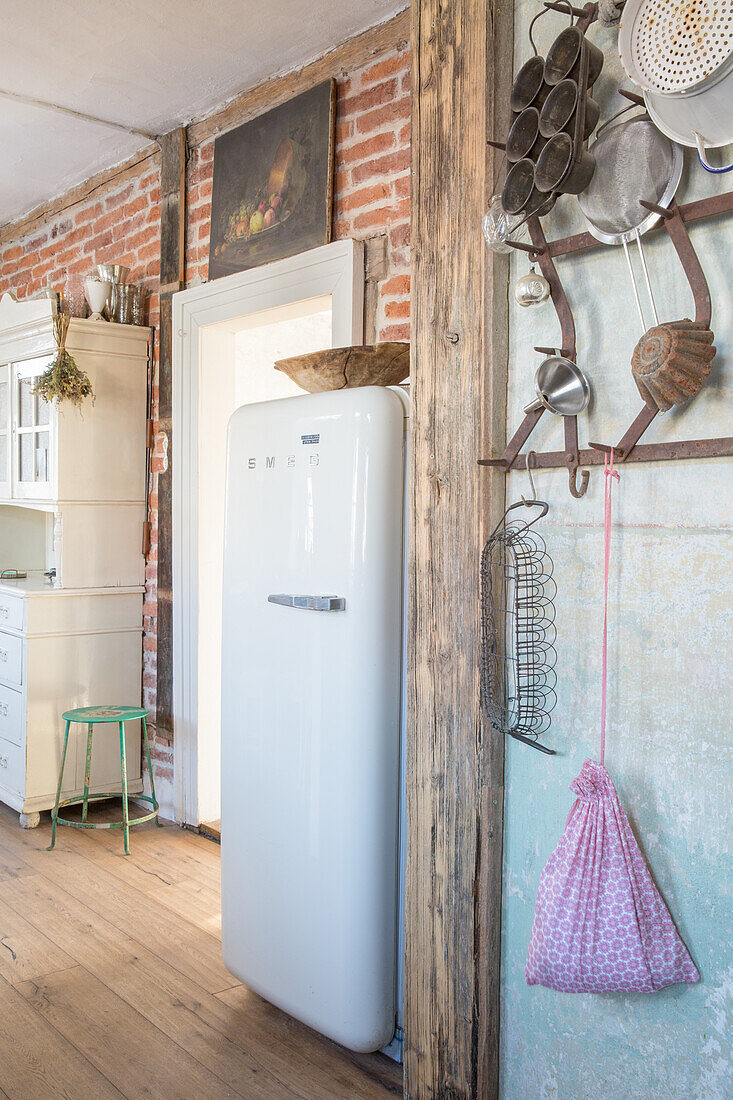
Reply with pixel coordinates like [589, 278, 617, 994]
[480, 500, 557, 754]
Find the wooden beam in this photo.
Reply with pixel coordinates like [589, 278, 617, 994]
[405, 0, 512, 1096]
[155, 127, 187, 739]
[0, 144, 159, 247]
[187, 8, 410, 146]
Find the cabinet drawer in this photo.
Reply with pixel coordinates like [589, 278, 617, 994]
[0, 631, 22, 686]
[0, 593, 24, 632]
[0, 735, 24, 797]
[0, 683, 24, 747]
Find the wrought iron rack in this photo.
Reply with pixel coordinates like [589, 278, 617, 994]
[479, 1, 733, 498]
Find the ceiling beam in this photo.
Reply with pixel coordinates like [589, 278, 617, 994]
[0, 88, 157, 141]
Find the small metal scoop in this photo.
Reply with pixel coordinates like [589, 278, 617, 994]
[524, 356, 591, 415]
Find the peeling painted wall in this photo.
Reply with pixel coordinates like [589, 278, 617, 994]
[500, 5, 733, 1098]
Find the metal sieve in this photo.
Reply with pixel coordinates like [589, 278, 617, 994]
[578, 112, 683, 330]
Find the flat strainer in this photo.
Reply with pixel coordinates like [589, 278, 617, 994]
[578, 113, 683, 331]
[578, 115, 683, 244]
[620, 0, 733, 96]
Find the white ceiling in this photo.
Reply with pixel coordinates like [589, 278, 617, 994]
[0, 0, 406, 228]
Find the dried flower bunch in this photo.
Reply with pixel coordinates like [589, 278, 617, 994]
[33, 309, 94, 407]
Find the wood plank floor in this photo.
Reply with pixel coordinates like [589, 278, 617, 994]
[0, 802, 403, 1100]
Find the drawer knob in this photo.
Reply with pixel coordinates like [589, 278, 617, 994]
[0, 756, 7, 769]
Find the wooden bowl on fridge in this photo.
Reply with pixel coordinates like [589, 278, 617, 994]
[274, 343, 410, 392]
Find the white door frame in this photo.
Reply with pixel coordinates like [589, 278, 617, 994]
[171, 238, 365, 825]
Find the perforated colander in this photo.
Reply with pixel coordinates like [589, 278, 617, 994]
[619, 0, 733, 96]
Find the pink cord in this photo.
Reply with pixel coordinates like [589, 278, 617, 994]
[600, 449, 620, 767]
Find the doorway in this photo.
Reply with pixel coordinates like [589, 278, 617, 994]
[172, 239, 365, 827]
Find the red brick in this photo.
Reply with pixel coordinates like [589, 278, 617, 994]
[355, 96, 411, 134]
[360, 52, 409, 87]
[394, 174, 410, 199]
[335, 119, 353, 143]
[351, 148, 411, 185]
[123, 196, 148, 218]
[390, 221, 410, 249]
[75, 203, 102, 225]
[189, 202, 211, 224]
[336, 183, 391, 214]
[332, 219, 352, 239]
[381, 274, 410, 297]
[380, 322, 410, 341]
[385, 298, 410, 319]
[106, 184, 133, 210]
[338, 131, 395, 166]
[353, 198, 409, 231]
[340, 79, 398, 118]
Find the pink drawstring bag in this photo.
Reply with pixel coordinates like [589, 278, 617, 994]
[526, 455, 700, 994]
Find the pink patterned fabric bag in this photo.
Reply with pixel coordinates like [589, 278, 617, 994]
[526, 454, 699, 994]
[525, 758, 700, 993]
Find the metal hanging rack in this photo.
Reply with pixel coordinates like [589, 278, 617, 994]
[480, 1, 733, 495]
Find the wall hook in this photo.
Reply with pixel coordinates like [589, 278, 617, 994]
[568, 464, 590, 498]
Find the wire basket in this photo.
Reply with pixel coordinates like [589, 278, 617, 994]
[480, 501, 557, 754]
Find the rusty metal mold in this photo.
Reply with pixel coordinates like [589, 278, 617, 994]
[631, 320, 717, 412]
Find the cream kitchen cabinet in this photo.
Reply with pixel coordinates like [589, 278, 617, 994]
[0, 293, 149, 588]
[0, 294, 149, 827]
[0, 578, 143, 827]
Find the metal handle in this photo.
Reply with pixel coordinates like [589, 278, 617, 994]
[694, 133, 733, 175]
[267, 594, 346, 612]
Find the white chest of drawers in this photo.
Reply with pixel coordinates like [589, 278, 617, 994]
[0, 578, 144, 826]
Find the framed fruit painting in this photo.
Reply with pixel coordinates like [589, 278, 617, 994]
[208, 79, 336, 279]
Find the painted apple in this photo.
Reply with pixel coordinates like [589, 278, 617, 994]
[263, 208, 276, 229]
[271, 194, 282, 212]
[258, 200, 269, 214]
[250, 211, 265, 233]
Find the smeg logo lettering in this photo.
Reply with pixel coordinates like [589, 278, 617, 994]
[247, 454, 319, 470]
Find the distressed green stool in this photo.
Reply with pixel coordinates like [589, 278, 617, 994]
[48, 706, 160, 855]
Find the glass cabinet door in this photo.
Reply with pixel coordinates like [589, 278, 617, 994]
[0, 364, 9, 499]
[12, 357, 54, 500]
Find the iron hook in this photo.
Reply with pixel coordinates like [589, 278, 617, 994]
[568, 464, 590, 498]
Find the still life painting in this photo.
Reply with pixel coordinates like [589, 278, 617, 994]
[208, 79, 336, 279]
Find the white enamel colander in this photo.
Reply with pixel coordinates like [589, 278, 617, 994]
[619, 0, 733, 171]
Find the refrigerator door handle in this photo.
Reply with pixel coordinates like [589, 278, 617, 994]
[267, 594, 346, 612]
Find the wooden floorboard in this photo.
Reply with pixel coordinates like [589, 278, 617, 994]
[200, 818, 222, 842]
[0, 803, 403, 1099]
[0, 971, 124, 1099]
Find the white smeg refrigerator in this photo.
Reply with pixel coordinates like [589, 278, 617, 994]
[221, 385, 408, 1054]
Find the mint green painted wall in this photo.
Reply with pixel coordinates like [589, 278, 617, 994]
[500, 6, 732, 1098]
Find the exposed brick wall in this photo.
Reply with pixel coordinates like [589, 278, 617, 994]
[0, 32, 411, 807]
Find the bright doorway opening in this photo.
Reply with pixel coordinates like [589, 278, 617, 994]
[172, 239, 365, 827]
[196, 295, 333, 831]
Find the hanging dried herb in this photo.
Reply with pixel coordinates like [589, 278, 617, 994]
[33, 311, 94, 407]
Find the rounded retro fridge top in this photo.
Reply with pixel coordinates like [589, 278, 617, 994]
[220, 385, 408, 1053]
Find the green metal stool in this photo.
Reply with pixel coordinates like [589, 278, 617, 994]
[48, 706, 160, 855]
